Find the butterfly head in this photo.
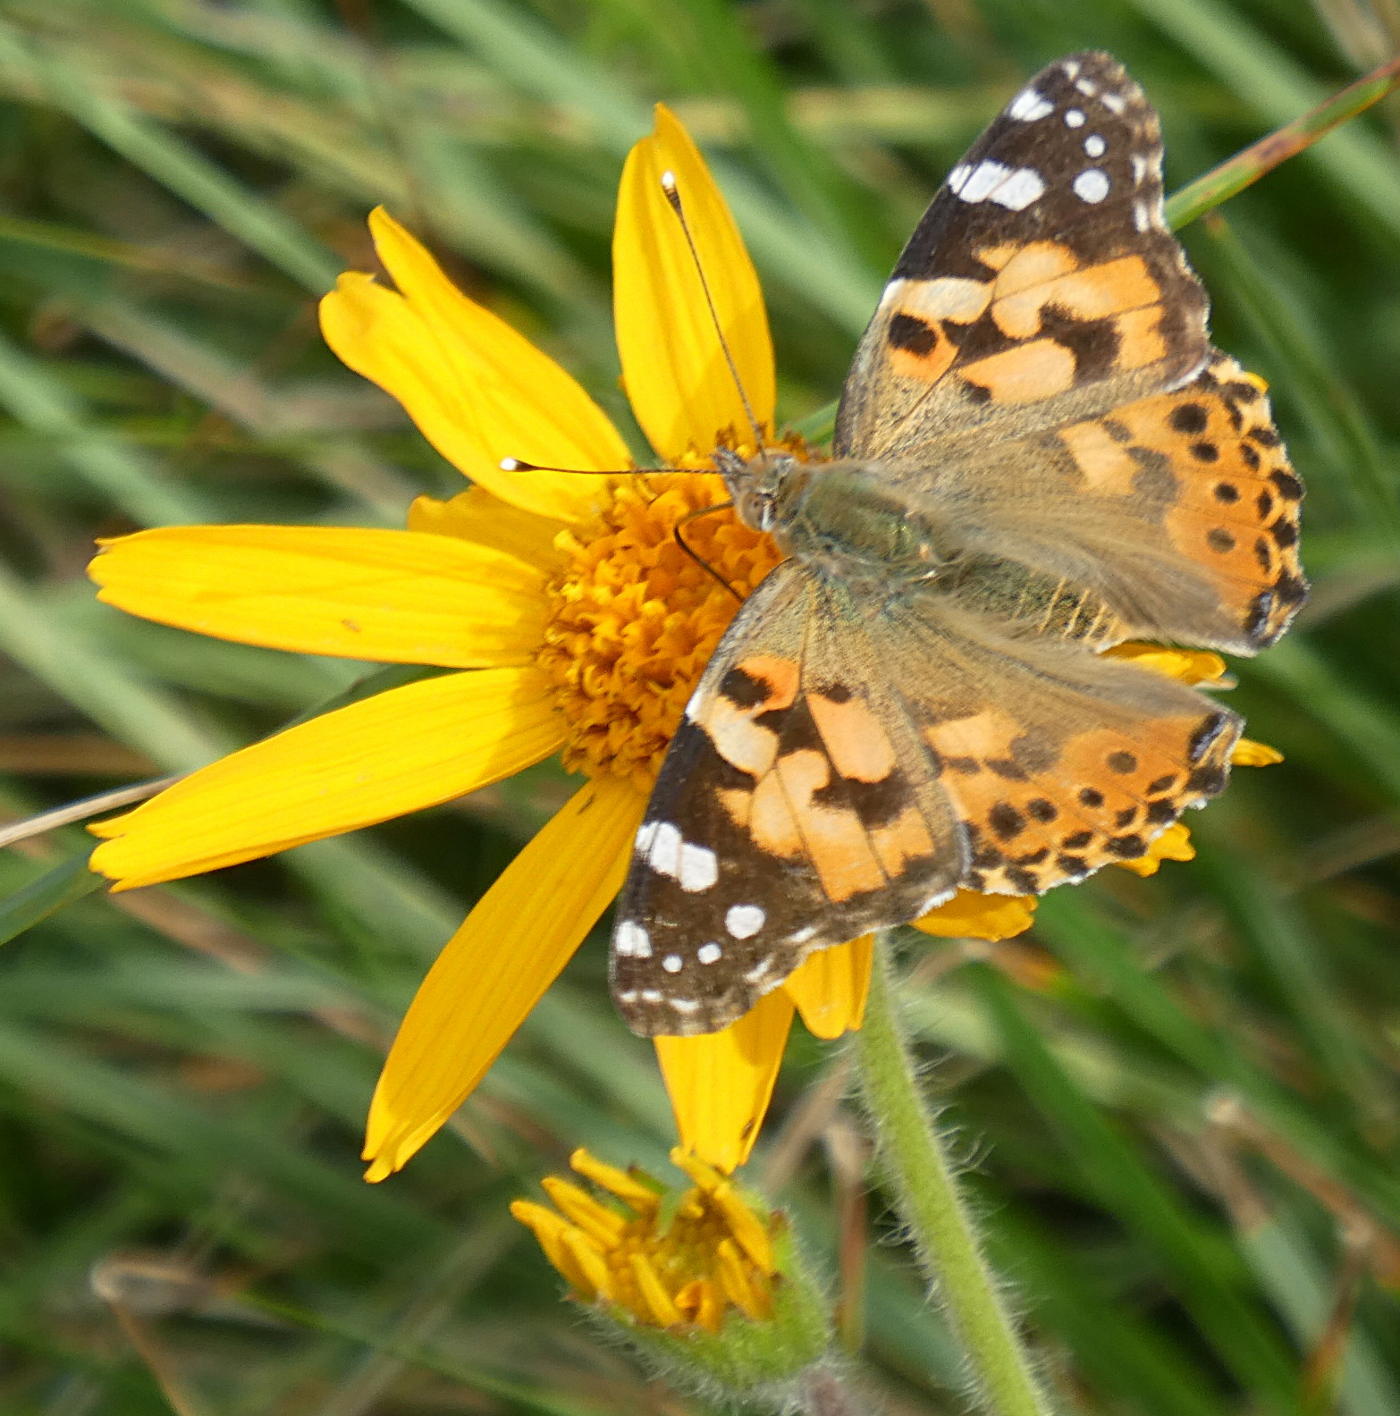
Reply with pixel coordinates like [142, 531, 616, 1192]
[712, 445, 803, 536]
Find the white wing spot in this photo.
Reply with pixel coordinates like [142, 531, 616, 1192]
[1083, 134, 1106, 158]
[1064, 108, 1085, 128]
[947, 163, 972, 195]
[645, 821, 681, 873]
[790, 924, 818, 944]
[1007, 87, 1053, 121]
[615, 920, 652, 958]
[1102, 92, 1127, 115]
[1073, 169, 1111, 204]
[662, 954, 684, 974]
[1061, 59, 1082, 81]
[697, 942, 723, 965]
[644, 823, 718, 893]
[959, 160, 1012, 202]
[1133, 199, 1153, 232]
[1075, 77, 1098, 97]
[670, 998, 702, 1014]
[725, 904, 766, 939]
[744, 958, 775, 984]
[679, 842, 718, 892]
[683, 688, 704, 722]
[1131, 152, 1150, 186]
[991, 167, 1045, 211]
[640, 989, 663, 1003]
[615, 988, 638, 1002]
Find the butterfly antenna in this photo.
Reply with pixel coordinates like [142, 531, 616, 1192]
[674, 502, 743, 601]
[498, 458, 633, 474]
[659, 171, 768, 459]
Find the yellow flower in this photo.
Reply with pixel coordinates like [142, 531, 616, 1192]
[84, 105, 1263, 1184]
[512, 1149, 832, 1395]
[512, 1148, 777, 1332]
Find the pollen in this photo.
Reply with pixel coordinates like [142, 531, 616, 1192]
[537, 472, 783, 791]
[511, 1148, 778, 1333]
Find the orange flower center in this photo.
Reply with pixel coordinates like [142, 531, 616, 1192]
[537, 472, 782, 791]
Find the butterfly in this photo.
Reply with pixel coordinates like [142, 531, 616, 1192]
[610, 51, 1306, 1037]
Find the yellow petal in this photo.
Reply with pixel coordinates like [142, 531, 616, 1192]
[654, 988, 793, 1174]
[90, 668, 564, 888]
[1104, 643, 1228, 686]
[363, 775, 644, 1180]
[1232, 737, 1283, 767]
[912, 888, 1038, 941]
[560, 1227, 615, 1302]
[568, 1148, 661, 1215]
[675, 1276, 724, 1333]
[90, 525, 547, 668]
[509, 1202, 598, 1296]
[406, 486, 564, 568]
[716, 1237, 769, 1320]
[320, 208, 629, 523]
[540, 1178, 628, 1247]
[783, 936, 872, 1039]
[631, 1253, 685, 1328]
[671, 1152, 774, 1273]
[614, 104, 775, 463]
[1116, 821, 1195, 877]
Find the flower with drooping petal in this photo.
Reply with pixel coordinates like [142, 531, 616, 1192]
[85, 105, 1273, 1183]
[512, 1148, 831, 1397]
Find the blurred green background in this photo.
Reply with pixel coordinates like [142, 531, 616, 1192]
[2, 1, 1399, 1412]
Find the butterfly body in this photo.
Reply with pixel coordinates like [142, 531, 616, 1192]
[720, 449, 955, 587]
[611, 52, 1306, 1037]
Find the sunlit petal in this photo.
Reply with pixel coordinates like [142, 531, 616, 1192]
[406, 487, 565, 567]
[912, 888, 1037, 941]
[363, 775, 645, 1180]
[91, 525, 547, 668]
[1232, 738, 1283, 766]
[1105, 642, 1228, 685]
[90, 668, 564, 888]
[320, 208, 629, 522]
[654, 988, 793, 1173]
[783, 936, 872, 1039]
[615, 105, 775, 463]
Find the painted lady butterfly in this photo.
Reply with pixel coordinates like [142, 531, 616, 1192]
[611, 52, 1306, 1036]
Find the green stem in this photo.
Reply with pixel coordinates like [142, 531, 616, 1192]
[852, 934, 1050, 1416]
[1165, 51, 1400, 230]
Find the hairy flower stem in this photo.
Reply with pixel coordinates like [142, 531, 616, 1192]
[852, 935, 1050, 1416]
[794, 1364, 869, 1416]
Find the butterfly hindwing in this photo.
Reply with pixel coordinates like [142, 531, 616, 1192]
[896, 351, 1307, 655]
[875, 603, 1242, 896]
[1042, 354, 1307, 649]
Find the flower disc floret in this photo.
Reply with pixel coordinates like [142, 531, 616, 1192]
[538, 473, 782, 791]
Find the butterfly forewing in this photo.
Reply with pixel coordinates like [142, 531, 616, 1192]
[836, 51, 1209, 459]
[612, 567, 966, 1037]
